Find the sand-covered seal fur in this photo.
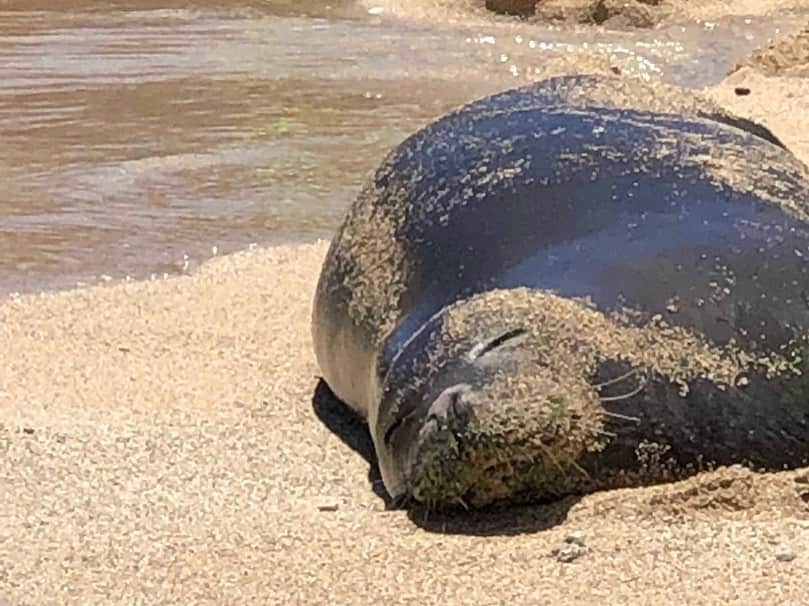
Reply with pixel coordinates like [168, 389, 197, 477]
[311, 73, 809, 509]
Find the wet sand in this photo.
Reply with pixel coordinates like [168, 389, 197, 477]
[3, 11, 809, 606]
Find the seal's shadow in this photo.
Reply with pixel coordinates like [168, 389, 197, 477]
[311, 379, 580, 536]
[311, 379, 390, 504]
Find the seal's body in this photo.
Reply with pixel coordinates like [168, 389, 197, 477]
[312, 74, 809, 508]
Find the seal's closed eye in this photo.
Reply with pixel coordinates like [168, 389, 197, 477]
[470, 327, 528, 360]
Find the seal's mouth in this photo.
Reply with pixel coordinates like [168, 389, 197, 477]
[403, 415, 591, 509]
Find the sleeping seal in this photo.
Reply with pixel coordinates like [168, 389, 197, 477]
[311, 74, 809, 509]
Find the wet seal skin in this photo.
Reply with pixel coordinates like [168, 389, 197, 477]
[311, 73, 809, 510]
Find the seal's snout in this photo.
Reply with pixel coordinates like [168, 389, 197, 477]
[423, 384, 475, 434]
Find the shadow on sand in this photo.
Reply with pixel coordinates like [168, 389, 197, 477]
[311, 378, 581, 536]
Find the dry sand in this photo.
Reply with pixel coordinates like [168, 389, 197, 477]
[4, 16, 809, 606]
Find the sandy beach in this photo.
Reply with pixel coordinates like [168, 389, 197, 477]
[3, 7, 809, 606]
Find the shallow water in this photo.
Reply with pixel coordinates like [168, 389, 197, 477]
[0, 0, 803, 294]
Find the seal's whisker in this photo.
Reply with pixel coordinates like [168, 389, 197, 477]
[568, 457, 591, 480]
[386, 492, 413, 510]
[422, 501, 433, 524]
[536, 441, 591, 480]
[535, 441, 565, 475]
[599, 376, 648, 403]
[593, 368, 638, 390]
[455, 496, 470, 511]
[597, 430, 618, 438]
[602, 411, 641, 424]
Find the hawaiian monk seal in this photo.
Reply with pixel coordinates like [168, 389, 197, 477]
[311, 73, 809, 509]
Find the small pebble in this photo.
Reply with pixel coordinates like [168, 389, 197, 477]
[775, 550, 796, 563]
[551, 531, 589, 562]
[315, 498, 340, 512]
[552, 543, 588, 563]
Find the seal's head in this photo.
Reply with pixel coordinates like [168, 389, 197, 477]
[371, 288, 608, 509]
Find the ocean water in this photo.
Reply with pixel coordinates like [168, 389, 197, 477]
[0, 0, 802, 294]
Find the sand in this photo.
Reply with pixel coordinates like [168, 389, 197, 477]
[708, 21, 809, 163]
[364, 0, 809, 28]
[732, 21, 809, 76]
[4, 241, 809, 606]
[494, 0, 809, 27]
[3, 13, 809, 606]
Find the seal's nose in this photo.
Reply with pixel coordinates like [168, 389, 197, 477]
[426, 383, 474, 431]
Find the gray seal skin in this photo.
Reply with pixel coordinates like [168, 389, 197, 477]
[311, 73, 809, 509]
